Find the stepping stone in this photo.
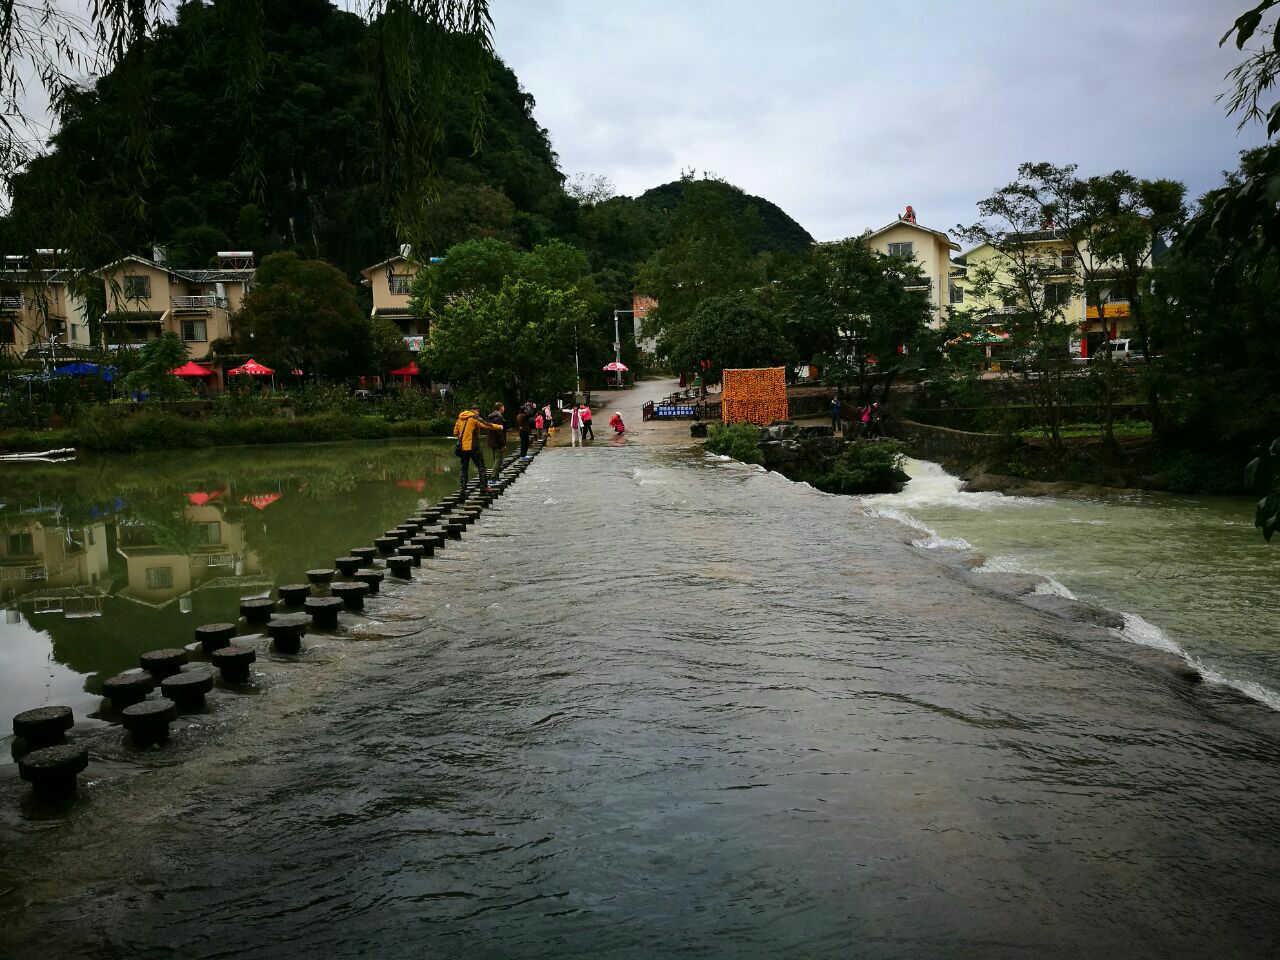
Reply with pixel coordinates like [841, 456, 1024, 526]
[306, 568, 336, 586]
[445, 521, 465, 539]
[349, 546, 376, 562]
[352, 569, 384, 595]
[330, 581, 368, 611]
[411, 534, 440, 552]
[278, 583, 311, 606]
[267, 614, 308, 654]
[304, 596, 344, 629]
[397, 523, 421, 534]
[383, 529, 408, 543]
[101, 671, 155, 708]
[240, 597, 276, 624]
[12, 705, 73, 749]
[386, 555, 413, 577]
[161, 670, 215, 710]
[400, 544, 425, 565]
[334, 556, 362, 576]
[374, 537, 400, 555]
[195, 622, 236, 654]
[122, 699, 178, 747]
[140, 648, 188, 679]
[211, 645, 256, 683]
[19, 743, 89, 798]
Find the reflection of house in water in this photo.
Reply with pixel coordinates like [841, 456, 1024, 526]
[1, 499, 266, 618]
[1, 518, 111, 617]
[114, 502, 265, 608]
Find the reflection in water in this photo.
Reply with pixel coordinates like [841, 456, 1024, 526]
[0, 440, 457, 722]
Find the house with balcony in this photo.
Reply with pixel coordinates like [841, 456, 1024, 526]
[863, 208, 962, 328]
[951, 230, 1146, 358]
[0, 260, 93, 358]
[95, 250, 255, 356]
[360, 252, 436, 353]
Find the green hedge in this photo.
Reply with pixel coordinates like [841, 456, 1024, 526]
[0, 411, 454, 454]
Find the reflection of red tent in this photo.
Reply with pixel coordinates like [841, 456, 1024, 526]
[171, 361, 214, 377]
[186, 489, 223, 506]
[241, 492, 283, 510]
[228, 359, 274, 376]
[291, 368, 304, 376]
[397, 479, 426, 492]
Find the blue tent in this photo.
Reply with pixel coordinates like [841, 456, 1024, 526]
[53, 362, 116, 382]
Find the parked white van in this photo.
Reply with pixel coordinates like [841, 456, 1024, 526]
[1093, 339, 1145, 363]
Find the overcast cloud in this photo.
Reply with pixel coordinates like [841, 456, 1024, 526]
[489, 0, 1268, 241]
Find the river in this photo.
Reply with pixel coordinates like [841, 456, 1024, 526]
[2, 441, 1280, 958]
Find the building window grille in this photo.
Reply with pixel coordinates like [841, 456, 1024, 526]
[388, 274, 411, 295]
[7, 532, 34, 555]
[124, 275, 151, 299]
[145, 566, 173, 590]
[181, 319, 207, 341]
[887, 241, 914, 258]
[949, 285, 964, 304]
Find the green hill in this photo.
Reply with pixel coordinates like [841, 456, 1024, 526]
[636, 180, 814, 255]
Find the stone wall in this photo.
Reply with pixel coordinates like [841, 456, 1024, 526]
[885, 418, 1020, 465]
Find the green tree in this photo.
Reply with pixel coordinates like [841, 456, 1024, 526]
[667, 293, 791, 388]
[636, 174, 766, 359]
[122, 332, 190, 402]
[233, 252, 371, 378]
[369, 315, 413, 377]
[423, 278, 586, 404]
[771, 238, 931, 407]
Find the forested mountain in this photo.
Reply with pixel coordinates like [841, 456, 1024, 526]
[0, 0, 813, 286]
[636, 180, 814, 254]
[0, 0, 570, 276]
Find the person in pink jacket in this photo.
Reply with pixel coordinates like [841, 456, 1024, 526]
[579, 403, 594, 440]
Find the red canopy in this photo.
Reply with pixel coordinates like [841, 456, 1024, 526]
[389, 362, 421, 376]
[228, 359, 274, 376]
[171, 361, 214, 377]
[241, 492, 282, 510]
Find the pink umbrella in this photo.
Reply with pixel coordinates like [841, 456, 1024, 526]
[602, 362, 629, 372]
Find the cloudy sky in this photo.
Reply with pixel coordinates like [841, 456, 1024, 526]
[488, 0, 1268, 241]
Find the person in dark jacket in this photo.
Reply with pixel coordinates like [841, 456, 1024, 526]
[485, 402, 507, 472]
[830, 395, 842, 433]
[516, 405, 532, 457]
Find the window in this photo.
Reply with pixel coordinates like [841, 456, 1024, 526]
[145, 566, 173, 590]
[87, 527, 95, 546]
[1044, 284, 1070, 308]
[123, 275, 151, 299]
[887, 241, 914, 258]
[197, 521, 221, 545]
[388, 274, 411, 295]
[949, 285, 964, 305]
[70, 323, 78, 342]
[0, 321, 13, 344]
[181, 318, 207, 342]
[1059, 253, 1076, 272]
[7, 532, 34, 555]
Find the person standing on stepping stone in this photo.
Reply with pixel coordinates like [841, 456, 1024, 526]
[453, 406, 501, 493]
[486, 402, 507, 474]
[516, 403, 533, 457]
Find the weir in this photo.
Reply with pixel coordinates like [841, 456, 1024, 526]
[2, 397, 1280, 957]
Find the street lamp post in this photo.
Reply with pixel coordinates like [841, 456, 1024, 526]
[612, 309, 635, 388]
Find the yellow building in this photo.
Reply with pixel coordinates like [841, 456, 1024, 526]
[863, 210, 961, 327]
[952, 230, 1142, 358]
[95, 251, 255, 356]
[0, 260, 94, 358]
[360, 252, 432, 353]
[0, 519, 111, 615]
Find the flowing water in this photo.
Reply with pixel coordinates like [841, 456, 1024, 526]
[2, 443, 1280, 958]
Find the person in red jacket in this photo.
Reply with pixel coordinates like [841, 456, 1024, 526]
[609, 412, 625, 435]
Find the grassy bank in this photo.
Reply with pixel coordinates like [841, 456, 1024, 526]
[0, 411, 455, 454]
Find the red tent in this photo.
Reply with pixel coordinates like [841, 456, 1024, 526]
[241, 492, 282, 510]
[228, 359, 274, 376]
[171, 361, 214, 377]
[389, 361, 420, 377]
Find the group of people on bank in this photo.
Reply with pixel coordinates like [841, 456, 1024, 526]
[830, 396, 884, 438]
[452, 399, 626, 492]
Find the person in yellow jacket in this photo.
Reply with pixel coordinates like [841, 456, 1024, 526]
[453, 406, 502, 492]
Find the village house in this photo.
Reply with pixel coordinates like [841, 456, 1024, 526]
[0, 254, 94, 359]
[862, 207, 961, 328]
[359, 250, 435, 353]
[95, 249, 255, 356]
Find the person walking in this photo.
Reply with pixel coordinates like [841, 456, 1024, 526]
[859, 403, 871, 438]
[516, 404, 532, 457]
[452, 406, 501, 493]
[609, 411, 626, 435]
[542, 403, 554, 437]
[569, 403, 583, 446]
[579, 403, 594, 441]
[486, 402, 507, 472]
[830, 395, 843, 434]
[534, 409, 545, 441]
[868, 401, 883, 439]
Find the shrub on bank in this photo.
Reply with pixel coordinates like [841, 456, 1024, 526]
[705, 422, 763, 464]
[796, 440, 910, 495]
